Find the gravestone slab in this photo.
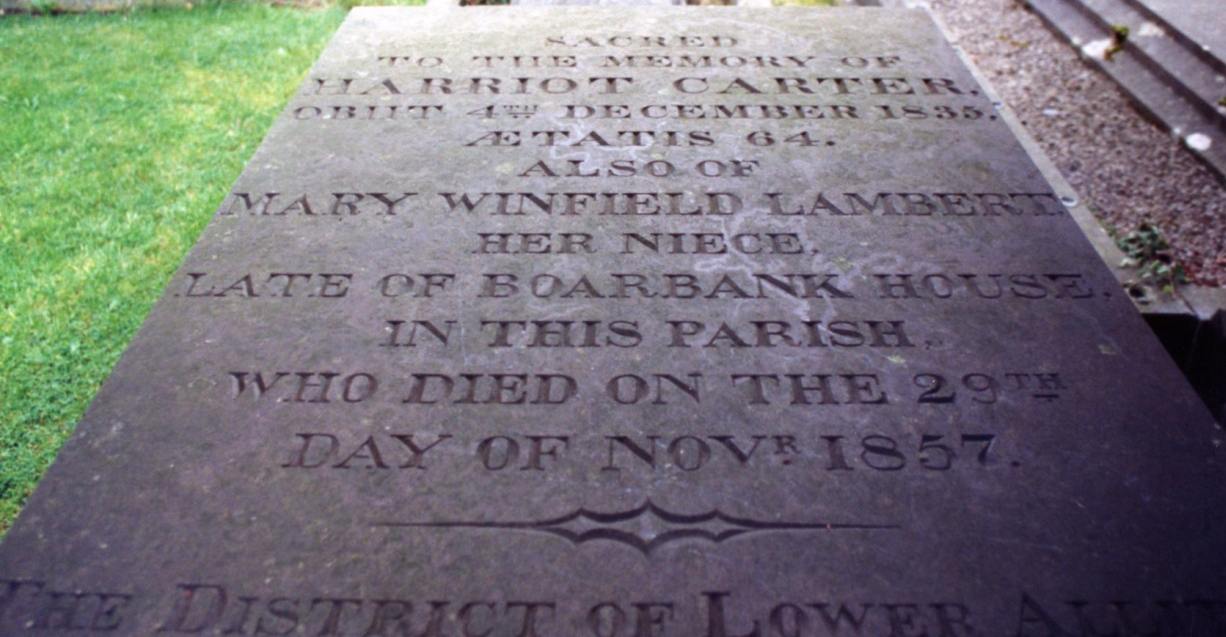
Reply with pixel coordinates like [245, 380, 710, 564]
[1, 6, 1224, 636]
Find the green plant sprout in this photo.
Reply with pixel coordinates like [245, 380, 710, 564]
[1117, 222, 1187, 294]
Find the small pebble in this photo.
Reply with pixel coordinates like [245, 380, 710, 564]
[1186, 133, 1212, 152]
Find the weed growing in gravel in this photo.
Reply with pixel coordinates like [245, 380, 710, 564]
[1106, 24, 1129, 60]
[1117, 222, 1187, 294]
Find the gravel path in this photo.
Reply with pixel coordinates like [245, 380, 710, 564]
[918, 0, 1226, 286]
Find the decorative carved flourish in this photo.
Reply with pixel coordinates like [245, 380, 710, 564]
[374, 500, 898, 555]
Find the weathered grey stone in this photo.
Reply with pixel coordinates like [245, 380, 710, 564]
[1, 7, 1223, 636]
[1136, 0, 1226, 69]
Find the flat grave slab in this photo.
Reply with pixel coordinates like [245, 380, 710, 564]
[1, 7, 1223, 636]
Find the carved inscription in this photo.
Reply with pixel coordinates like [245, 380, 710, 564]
[184, 23, 1109, 498]
[3, 579, 1224, 636]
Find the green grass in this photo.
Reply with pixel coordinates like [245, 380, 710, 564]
[0, 2, 434, 535]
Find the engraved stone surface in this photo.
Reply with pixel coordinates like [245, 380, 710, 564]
[1, 7, 1224, 635]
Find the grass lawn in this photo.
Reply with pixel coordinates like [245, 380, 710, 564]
[0, 2, 432, 535]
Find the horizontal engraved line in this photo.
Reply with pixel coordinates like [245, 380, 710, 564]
[373, 499, 899, 556]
